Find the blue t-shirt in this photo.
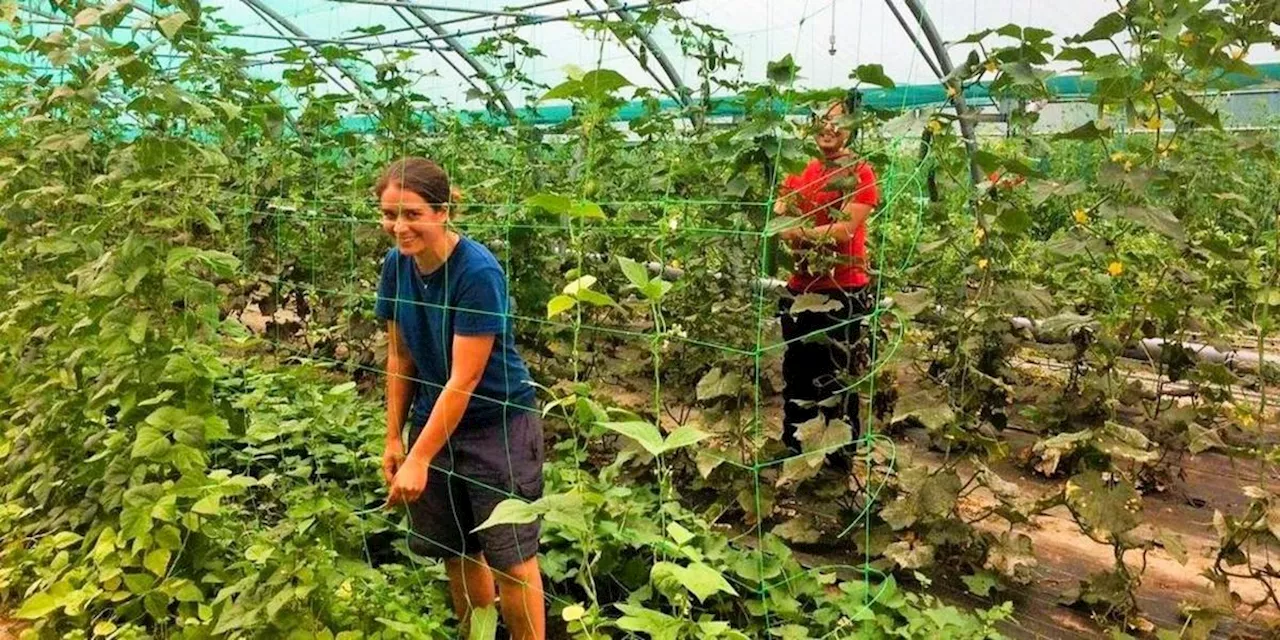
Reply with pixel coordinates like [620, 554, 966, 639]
[374, 238, 535, 429]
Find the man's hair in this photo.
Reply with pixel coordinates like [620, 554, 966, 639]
[374, 157, 451, 207]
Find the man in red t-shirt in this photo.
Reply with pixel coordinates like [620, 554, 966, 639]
[774, 91, 879, 459]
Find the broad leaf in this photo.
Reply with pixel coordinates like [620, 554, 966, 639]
[790, 293, 842, 315]
[473, 497, 540, 531]
[469, 605, 499, 640]
[772, 517, 822, 544]
[1172, 91, 1222, 130]
[851, 63, 895, 88]
[696, 367, 742, 401]
[617, 256, 650, 289]
[157, 11, 189, 40]
[546, 294, 576, 318]
[600, 421, 665, 457]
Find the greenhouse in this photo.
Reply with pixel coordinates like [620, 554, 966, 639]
[1, 0, 1279, 638]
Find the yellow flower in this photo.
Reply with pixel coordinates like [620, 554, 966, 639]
[977, 258, 989, 270]
[1145, 116, 1162, 130]
[984, 59, 999, 73]
[974, 226, 986, 241]
[927, 119, 943, 135]
[1108, 261, 1124, 277]
[1179, 32, 1195, 46]
[1110, 151, 1127, 163]
[1123, 160, 1134, 172]
[1073, 209, 1089, 225]
[1239, 412, 1256, 429]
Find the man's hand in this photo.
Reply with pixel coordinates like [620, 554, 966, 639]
[386, 455, 429, 507]
[382, 439, 405, 486]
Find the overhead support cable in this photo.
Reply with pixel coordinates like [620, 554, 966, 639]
[880, 0, 943, 80]
[897, 0, 984, 190]
[396, 6, 520, 123]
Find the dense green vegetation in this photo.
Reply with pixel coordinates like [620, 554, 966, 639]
[1, 0, 1279, 638]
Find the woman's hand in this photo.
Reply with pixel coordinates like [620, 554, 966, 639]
[386, 455, 429, 507]
[382, 439, 405, 486]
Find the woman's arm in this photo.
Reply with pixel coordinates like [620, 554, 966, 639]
[384, 321, 416, 483]
[387, 333, 496, 505]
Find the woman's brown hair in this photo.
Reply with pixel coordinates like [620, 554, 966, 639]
[374, 157, 451, 207]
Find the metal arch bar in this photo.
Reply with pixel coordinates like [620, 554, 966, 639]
[582, 0, 676, 100]
[898, 0, 984, 190]
[239, 0, 376, 101]
[880, 0, 943, 80]
[398, 5, 520, 123]
[600, 0, 690, 106]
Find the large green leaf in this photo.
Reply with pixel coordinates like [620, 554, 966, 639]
[1066, 470, 1140, 538]
[472, 497, 541, 531]
[1101, 203, 1185, 243]
[663, 425, 710, 452]
[469, 605, 498, 640]
[695, 367, 742, 401]
[132, 425, 171, 459]
[1068, 12, 1126, 43]
[157, 11, 190, 40]
[1172, 91, 1222, 130]
[652, 561, 738, 603]
[1053, 120, 1112, 142]
[600, 420, 665, 456]
[851, 63, 895, 88]
[617, 256, 650, 289]
[615, 604, 683, 640]
[579, 69, 631, 96]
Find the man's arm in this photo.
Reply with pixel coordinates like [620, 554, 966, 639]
[387, 333, 495, 505]
[791, 196, 873, 243]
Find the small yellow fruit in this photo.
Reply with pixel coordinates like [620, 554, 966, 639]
[977, 258, 989, 270]
[1110, 151, 1126, 163]
[974, 226, 986, 241]
[1108, 261, 1124, 277]
[1073, 209, 1089, 225]
[927, 119, 944, 134]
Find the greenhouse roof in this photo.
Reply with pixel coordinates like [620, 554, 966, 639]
[7, 0, 1280, 120]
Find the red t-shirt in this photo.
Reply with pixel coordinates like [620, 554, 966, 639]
[779, 156, 879, 292]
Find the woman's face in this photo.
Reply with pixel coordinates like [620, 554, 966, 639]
[379, 183, 447, 257]
[815, 102, 852, 155]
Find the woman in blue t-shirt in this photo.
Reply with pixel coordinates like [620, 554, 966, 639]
[374, 157, 544, 639]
